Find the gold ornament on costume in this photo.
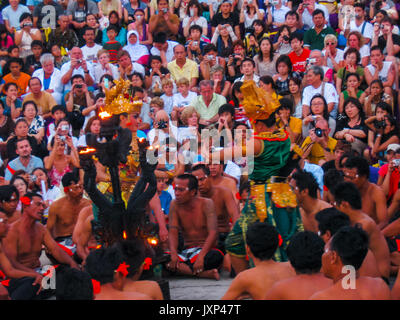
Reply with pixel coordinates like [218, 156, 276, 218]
[103, 78, 143, 115]
[240, 80, 280, 121]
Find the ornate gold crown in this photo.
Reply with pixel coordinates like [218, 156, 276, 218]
[240, 80, 280, 121]
[103, 78, 143, 115]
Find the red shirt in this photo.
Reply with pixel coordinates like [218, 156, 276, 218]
[378, 163, 400, 200]
[288, 48, 311, 74]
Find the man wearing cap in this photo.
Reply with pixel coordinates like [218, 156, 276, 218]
[377, 144, 400, 202]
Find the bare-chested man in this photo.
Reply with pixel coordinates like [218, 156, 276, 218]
[2, 192, 78, 299]
[332, 181, 391, 281]
[315, 207, 380, 278]
[208, 163, 239, 205]
[222, 222, 295, 300]
[72, 205, 97, 262]
[117, 239, 164, 300]
[310, 225, 391, 300]
[166, 174, 223, 279]
[0, 185, 21, 224]
[85, 245, 151, 300]
[191, 164, 239, 252]
[0, 210, 44, 300]
[265, 231, 332, 300]
[290, 170, 331, 232]
[47, 172, 91, 247]
[343, 156, 388, 229]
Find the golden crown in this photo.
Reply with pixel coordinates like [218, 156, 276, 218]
[102, 78, 143, 115]
[240, 80, 280, 121]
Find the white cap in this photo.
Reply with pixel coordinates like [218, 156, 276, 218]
[386, 144, 400, 152]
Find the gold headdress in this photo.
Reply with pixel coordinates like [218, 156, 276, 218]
[102, 78, 143, 115]
[240, 80, 280, 120]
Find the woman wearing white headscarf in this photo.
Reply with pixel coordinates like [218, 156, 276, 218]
[122, 30, 150, 66]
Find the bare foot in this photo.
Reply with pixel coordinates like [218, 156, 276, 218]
[198, 268, 220, 280]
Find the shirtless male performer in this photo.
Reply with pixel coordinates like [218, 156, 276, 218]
[332, 181, 391, 281]
[191, 164, 240, 253]
[289, 170, 331, 232]
[208, 163, 239, 204]
[315, 207, 380, 278]
[343, 156, 388, 229]
[222, 222, 295, 300]
[310, 225, 391, 300]
[166, 174, 223, 279]
[2, 192, 78, 299]
[47, 172, 91, 247]
[0, 185, 22, 224]
[264, 231, 332, 300]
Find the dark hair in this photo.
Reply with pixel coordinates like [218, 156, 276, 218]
[287, 231, 325, 274]
[251, 19, 266, 34]
[245, 222, 279, 261]
[30, 40, 43, 49]
[4, 82, 18, 92]
[9, 175, 28, 196]
[231, 81, 243, 108]
[354, 3, 364, 10]
[370, 45, 383, 55]
[189, 24, 202, 35]
[8, 57, 24, 67]
[85, 246, 124, 284]
[343, 96, 364, 120]
[71, 74, 84, 83]
[153, 32, 167, 44]
[375, 101, 393, 116]
[0, 185, 19, 202]
[20, 192, 42, 206]
[344, 47, 360, 65]
[22, 100, 39, 115]
[333, 181, 362, 210]
[116, 239, 146, 277]
[323, 168, 344, 192]
[344, 156, 370, 179]
[256, 111, 277, 128]
[291, 170, 319, 198]
[275, 54, 293, 73]
[191, 163, 211, 176]
[315, 207, 350, 236]
[312, 8, 325, 18]
[186, 0, 202, 16]
[51, 104, 67, 115]
[19, 12, 33, 23]
[240, 57, 255, 68]
[285, 10, 299, 21]
[61, 172, 79, 188]
[218, 103, 235, 117]
[289, 32, 303, 43]
[277, 97, 294, 114]
[203, 43, 217, 54]
[330, 225, 369, 270]
[7, 45, 19, 54]
[56, 266, 94, 300]
[106, 24, 119, 33]
[260, 75, 277, 91]
[28, 76, 42, 87]
[32, 167, 52, 191]
[258, 37, 274, 62]
[310, 94, 330, 122]
[176, 174, 198, 191]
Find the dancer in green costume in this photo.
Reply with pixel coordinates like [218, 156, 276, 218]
[211, 80, 303, 274]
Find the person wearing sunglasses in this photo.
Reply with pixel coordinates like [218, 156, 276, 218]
[322, 34, 344, 73]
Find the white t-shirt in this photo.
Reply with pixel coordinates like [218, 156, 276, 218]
[148, 123, 179, 145]
[366, 61, 395, 89]
[224, 160, 241, 187]
[182, 16, 208, 31]
[344, 44, 370, 59]
[81, 44, 103, 66]
[243, 9, 266, 29]
[302, 82, 339, 119]
[161, 94, 174, 116]
[172, 91, 198, 108]
[322, 48, 344, 70]
[349, 20, 374, 42]
[60, 62, 95, 92]
[270, 6, 289, 25]
[150, 41, 179, 63]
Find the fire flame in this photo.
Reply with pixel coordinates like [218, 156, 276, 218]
[123, 231, 127, 239]
[99, 110, 112, 119]
[79, 147, 96, 154]
[147, 237, 158, 246]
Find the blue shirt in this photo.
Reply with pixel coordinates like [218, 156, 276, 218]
[159, 190, 172, 215]
[1, 5, 30, 31]
[5, 155, 44, 181]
